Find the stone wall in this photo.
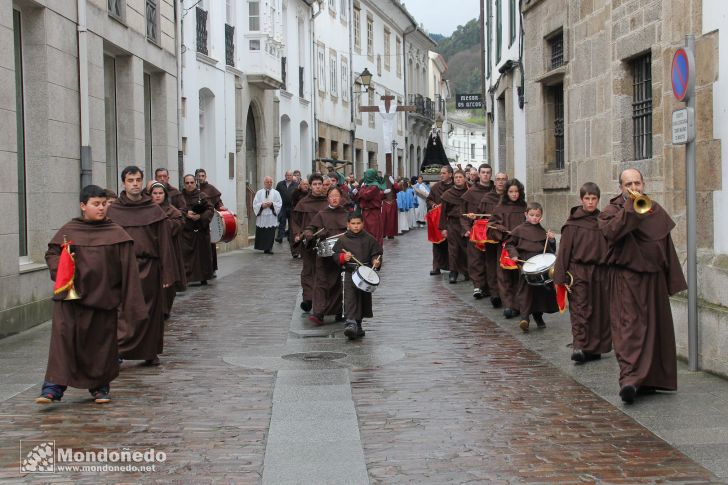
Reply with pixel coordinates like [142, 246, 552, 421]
[523, 0, 728, 375]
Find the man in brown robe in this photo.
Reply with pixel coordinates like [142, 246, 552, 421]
[108, 166, 177, 366]
[598, 168, 687, 404]
[37, 185, 144, 404]
[179, 174, 215, 284]
[149, 181, 188, 321]
[506, 202, 558, 333]
[196, 168, 226, 276]
[487, 178, 527, 318]
[426, 165, 453, 275]
[154, 167, 184, 210]
[289, 178, 310, 258]
[292, 174, 329, 312]
[333, 212, 383, 340]
[303, 187, 349, 325]
[439, 170, 469, 283]
[478, 172, 508, 308]
[462, 163, 494, 298]
[553, 182, 611, 363]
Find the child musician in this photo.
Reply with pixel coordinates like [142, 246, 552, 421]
[333, 212, 383, 340]
[506, 202, 558, 333]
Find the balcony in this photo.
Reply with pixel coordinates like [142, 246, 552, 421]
[408, 94, 435, 121]
[244, 33, 284, 90]
[196, 7, 208, 55]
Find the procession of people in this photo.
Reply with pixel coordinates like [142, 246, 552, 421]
[37, 160, 685, 408]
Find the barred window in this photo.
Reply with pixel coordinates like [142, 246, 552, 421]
[549, 32, 563, 69]
[353, 8, 360, 51]
[632, 53, 652, 160]
[553, 86, 564, 169]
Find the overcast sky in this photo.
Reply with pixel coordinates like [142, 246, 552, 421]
[401, 0, 480, 38]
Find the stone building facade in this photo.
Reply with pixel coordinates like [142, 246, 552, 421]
[1, 0, 177, 337]
[522, 0, 728, 375]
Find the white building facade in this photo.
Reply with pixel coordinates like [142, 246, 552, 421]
[446, 120, 488, 167]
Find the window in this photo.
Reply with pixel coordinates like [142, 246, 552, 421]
[471, 144, 476, 160]
[317, 45, 326, 92]
[104, 55, 119, 192]
[226, 0, 233, 23]
[13, 9, 27, 257]
[384, 28, 391, 71]
[329, 52, 337, 97]
[196, 7, 208, 55]
[270, 5, 276, 39]
[495, 0, 502, 63]
[632, 53, 652, 160]
[396, 36, 402, 77]
[509, 0, 516, 47]
[146, 0, 159, 43]
[225, 24, 235, 66]
[341, 56, 349, 102]
[486, 0, 492, 78]
[549, 32, 564, 69]
[353, 8, 361, 52]
[108, 0, 125, 21]
[249, 1, 260, 31]
[366, 15, 373, 59]
[329, 0, 336, 15]
[368, 89, 375, 127]
[340, 0, 347, 21]
[553, 85, 564, 169]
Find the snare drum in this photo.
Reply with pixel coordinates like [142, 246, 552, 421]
[521, 253, 557, 286]
[210, 210, 238, 243]
[352, 266, 380, 293]
[315, 236, 339, 257]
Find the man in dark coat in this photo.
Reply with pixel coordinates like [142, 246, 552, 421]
[426, 165, 453, 275]
[196, 168, 225, 275]
[553, 182, 611, 363]
[292, 174, 329, 312]
[598, 168, 687, 404]
[37, 185, 145, 404]
[461, 164, 494, 298]
[275, 170, 299, 243]
[108, 166, 177, 366]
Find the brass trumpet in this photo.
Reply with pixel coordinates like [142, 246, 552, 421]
[627, 189, 652, 214]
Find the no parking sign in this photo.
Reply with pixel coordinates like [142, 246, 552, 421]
[671, 47, 694, 102]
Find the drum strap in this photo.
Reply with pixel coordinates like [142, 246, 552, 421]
[341, 271, 346, 319]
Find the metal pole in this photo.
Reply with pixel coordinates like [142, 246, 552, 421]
[685, 34, 699, 371]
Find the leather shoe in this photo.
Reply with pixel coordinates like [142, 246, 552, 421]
[503, 308, 519, 319]
[449, 272, 458, 284]
[490, 296, 502, 308]
[429, 270, 440, 275]
[620, 384, 637, 404]
[300, 300, 312, 312]
[571, 350, 587, 363]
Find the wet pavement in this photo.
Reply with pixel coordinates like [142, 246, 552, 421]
[0, 229, 726, 483]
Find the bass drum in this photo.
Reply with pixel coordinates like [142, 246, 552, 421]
[210, 210, 238, 243]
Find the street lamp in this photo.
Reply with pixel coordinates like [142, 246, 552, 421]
[360, 67, 372, 88]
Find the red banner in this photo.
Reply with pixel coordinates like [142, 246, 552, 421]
[53, 241, 76, 295]
[499, 242, 518, 270]
[556, 283, 568, 313]
[426, 206, 446, 244]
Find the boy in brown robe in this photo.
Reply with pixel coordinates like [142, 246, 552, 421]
[506, 202, 558, 333]
[179, 174, 215, 284]
[426, 165, 453, 275]
[333, 212, 383, 340]
[303, 186, 349, 325]
[439, 170, 470, 283]
[37, 185, 144, 404]
[108, 166, 177, 366]
[462, 164, 494, 298]
[487, 178, 527, 318]
[598, 168, 687, 404]
[478, 172, 508, 308]
[292, 174, 329, 312]
[553, 182, 611, 363]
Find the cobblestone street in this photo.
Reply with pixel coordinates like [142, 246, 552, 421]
[1, 230, 727, 483]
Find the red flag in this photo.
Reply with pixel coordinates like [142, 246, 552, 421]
[54, 241, 76, 296]
[499, 242, 518, 270]
[555, 284, 568, 313]
[426, 205, 446, 244]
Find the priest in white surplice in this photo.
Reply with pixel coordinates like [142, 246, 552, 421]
[253, 176, 283, 254]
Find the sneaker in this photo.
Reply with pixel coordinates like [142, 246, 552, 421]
[308, 314, 324, 326]
[344, 322, 359, 340]
[92, 391, 111, 404]
[473, 288, 483, 299]
[519, 319, 530, 333]
[490, 296, 502, 308]
[35, 393, 61, 404]
[356, 323, 366, 338]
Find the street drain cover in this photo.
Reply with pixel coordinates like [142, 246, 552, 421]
[282, 351, 347, 362]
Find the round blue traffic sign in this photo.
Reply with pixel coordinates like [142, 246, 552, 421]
[672, 47, 694, 102]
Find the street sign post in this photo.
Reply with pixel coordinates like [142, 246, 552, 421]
[673, 37, 698, 372]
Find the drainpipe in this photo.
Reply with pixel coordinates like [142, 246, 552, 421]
[77, 0, 92, 187]
[310, 1, 323, 173]
[348, 0, 355, 176]
[402, 24, 416, 175]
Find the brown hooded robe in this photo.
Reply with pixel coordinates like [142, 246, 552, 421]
[479, 190, 503, 298]
[426, 180, 453, 272]
[439, 184, 469, 276]
[179, 189, 215, 283]
[333, 230, 383, 322]
[461, 181, 493, 290]
[292, 193, 330, 303]
[488, 199, 527, 310]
